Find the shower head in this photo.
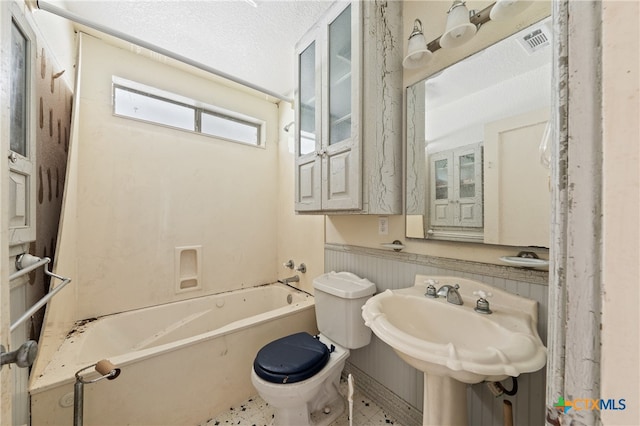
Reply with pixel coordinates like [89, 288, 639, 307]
[283, 121, 295, 132]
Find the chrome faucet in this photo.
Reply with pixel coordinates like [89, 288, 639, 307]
[436, 284, 463, 305]
[278, 275, 300, 285]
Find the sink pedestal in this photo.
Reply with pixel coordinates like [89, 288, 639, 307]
[423, 374, 468, 426]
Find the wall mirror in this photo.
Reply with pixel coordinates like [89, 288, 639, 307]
[406, 17, 552, 247]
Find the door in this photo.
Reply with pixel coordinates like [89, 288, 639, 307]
[1, 2, 37, 424]
[484, 108, 550, 246]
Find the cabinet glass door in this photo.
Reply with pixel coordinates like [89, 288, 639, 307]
[434, 158, 449, 200]
[328, 4, 351, 145]
[458, 153, 476, 198]
[298, 42, 317, 156]
[454, 146, 483, 228]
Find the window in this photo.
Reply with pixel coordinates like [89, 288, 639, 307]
[10, 19, 28, 156]
[113, 79, 263, 147]
[114, 86, 194, 131]
[200, 111, 259, 145]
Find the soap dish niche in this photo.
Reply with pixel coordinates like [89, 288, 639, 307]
[175, 245, 202, 293]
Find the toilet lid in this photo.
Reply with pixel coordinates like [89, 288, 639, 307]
[253, 332, 330, 384]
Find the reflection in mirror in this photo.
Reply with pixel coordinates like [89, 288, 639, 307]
[406, 17, 552, 247]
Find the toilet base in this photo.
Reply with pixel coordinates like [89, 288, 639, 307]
[309, 392, 345, 426]
[271, 375, 346, 426]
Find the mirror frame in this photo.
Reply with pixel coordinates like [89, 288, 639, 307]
[404, 9, 553, 248]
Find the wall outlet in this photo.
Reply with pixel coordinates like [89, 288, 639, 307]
[378, 216, 389, 235]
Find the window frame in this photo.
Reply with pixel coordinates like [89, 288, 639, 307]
[112, 79, 264, 148]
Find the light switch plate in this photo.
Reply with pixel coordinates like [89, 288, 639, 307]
[378, 216, 389, 235]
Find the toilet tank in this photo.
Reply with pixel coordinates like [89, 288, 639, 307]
[313, 271, 377, 349]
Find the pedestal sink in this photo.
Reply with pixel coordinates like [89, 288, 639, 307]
[361, 275, 546, 426]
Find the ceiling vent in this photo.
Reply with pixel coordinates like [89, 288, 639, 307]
[517, 26, 551, 55]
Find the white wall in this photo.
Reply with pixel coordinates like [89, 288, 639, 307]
[28, 0, 76, 89]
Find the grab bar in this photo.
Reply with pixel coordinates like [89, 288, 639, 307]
[9, 254, 72, 333]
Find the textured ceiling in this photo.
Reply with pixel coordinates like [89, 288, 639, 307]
[61, 0, 334, 99]
[425, 17, 553, 143]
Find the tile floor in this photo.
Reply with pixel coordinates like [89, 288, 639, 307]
[202, 377, 402, 426]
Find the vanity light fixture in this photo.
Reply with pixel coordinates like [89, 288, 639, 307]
[402, 19, 433, 69]
[489, 0, 534, 21]
[403, 0, 533, 69]
[403, 2, 492, 69]
[440, 0, 477, 49]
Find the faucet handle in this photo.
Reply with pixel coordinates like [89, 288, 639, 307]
[425, 284, 437, 298]
[283, 260, 295, 269]
[473, 290, 492, 300]
[473, 290, 493, 314]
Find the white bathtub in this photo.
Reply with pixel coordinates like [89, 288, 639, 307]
[30, 283, 317, 425]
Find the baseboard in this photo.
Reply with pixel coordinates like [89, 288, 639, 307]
[343, 362, 423, 426]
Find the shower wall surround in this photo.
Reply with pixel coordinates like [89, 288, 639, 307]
[325, 244, 548, 426]
[70, 34, 280, 320]
[32, 32, 282, 383]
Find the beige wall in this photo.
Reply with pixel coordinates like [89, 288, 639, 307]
[71, 33, 281, 319]
[326, 1, 551, 264]
[600, 1, 639, 423]
[276, 103, 325, 294]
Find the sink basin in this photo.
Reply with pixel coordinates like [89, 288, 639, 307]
[362, 275, 546, 425]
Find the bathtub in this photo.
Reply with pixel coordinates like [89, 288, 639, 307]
[30, 283, 317, 425]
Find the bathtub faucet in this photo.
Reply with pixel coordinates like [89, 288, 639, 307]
[278, 275, 300, 285]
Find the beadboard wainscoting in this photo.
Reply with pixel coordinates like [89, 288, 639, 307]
[326, 244, 548, 426]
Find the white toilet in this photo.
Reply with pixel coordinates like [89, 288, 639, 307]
[251, 271, 376, 426]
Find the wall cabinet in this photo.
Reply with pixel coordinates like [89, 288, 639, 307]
[429, 143, 483, 229]
[294, 1, 402, 214]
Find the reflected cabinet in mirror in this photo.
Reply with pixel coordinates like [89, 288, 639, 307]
[406, 17, 552, 247]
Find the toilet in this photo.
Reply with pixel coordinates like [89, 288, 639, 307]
[251, 271, 376, 426]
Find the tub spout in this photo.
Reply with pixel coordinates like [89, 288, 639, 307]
[278, 275, 300, 285]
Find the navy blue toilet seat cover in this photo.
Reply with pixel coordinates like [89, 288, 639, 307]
[253, 332, 330, 384]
